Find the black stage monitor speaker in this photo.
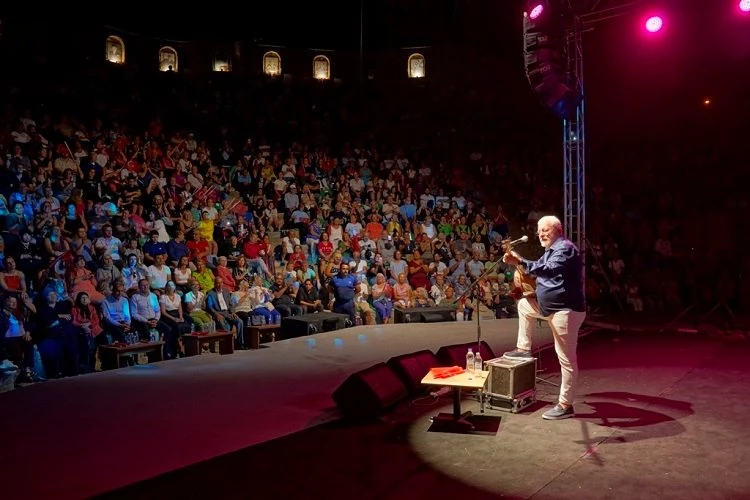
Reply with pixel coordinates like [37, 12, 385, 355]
[332, 363, 408, 418]
[393, 307, 456, 324]
[387, 350, 441, 394]
[436, 341, 495, 369]
[280, 312, 349, 339]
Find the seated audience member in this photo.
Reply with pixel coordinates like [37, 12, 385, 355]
[413, 287, 436, 308]
[354, 280, 376, 325]
[247, 275, 282, 324]
[129, 278, 170, 342]
[296, 279, 323, 313]
[101, 280, 132, 342]
[371, 273, 394, 324]
[271, 273, 303, 317]
[36, 289, 79, 378]
[206, 277, 245, 347]
[184, 279, 212, 330]
[159, 281, 191, 358]
[392, 273, 413, 308]
[72, 292, 105, 371]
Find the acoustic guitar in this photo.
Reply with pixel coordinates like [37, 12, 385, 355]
[501, 237, 537, 301]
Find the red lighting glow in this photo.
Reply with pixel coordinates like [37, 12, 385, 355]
[645, 16, 664, 33]
[529, 4, 544, 20]
[740, 0, 750, 13]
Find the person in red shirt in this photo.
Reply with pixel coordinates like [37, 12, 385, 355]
[242, 233, 272, 278]
[366, 213, 384, 241]
[316, 231, 333, 263]
[187, 231, 210, 263]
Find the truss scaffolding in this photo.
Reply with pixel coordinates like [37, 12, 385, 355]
[560, 0, 641, 273]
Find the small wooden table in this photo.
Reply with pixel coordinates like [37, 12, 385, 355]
[99, 341, 165, 370]
[183, 331, 235, 356]
[247, 324, 279, 350]
[421, 369, 489, 431]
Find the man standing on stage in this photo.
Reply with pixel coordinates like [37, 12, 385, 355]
[501, 215, 586, 420]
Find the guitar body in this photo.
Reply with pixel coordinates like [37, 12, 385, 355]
[502, 237, 537, 301]
[513, 268, 537, 299]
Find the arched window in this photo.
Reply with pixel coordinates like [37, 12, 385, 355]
[105, 35, 125, 64]
[263, 51, 282, 76]
[407, 53, 426, 78]
[312, 55, 331, 80]
[213, 51, 232, 72]
[159, 46, 178, 72]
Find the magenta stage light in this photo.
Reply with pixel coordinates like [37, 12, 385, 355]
[645, 16, 664, 33]
[740, 0, 750, 13]
[529, 4, 544, 19]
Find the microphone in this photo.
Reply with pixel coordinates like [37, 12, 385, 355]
[506, 235, 529, 247]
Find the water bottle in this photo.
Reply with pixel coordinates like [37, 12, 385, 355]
[474, 350, 483, 372]
[466, 348, 475, 373]
[355, 313, 363, 326]
[191, 323, 196, 334]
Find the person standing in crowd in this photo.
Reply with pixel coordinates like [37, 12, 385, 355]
[329, 263, 359, 324]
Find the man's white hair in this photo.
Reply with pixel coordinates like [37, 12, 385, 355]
[537, 215, 564, 234]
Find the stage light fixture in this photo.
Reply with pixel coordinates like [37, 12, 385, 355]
[523, 0, 581, 119]
[529, 3, 545, 19]
[740, 0, 750, 13]
[645, 16, 664, 33]
[525, 1, 548, 20]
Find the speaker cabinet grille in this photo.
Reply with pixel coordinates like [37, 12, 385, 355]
[332, 363, 408, 418]
[387, 350, 440, 394]
[486, 357, 536, 399]
[436, 341, 495, 368]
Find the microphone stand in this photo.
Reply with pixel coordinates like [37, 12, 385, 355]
[454, 236, 527, 356]
[453, 258, 505, 359]
[451, 258, 506, 413]
[454, 251, 559, 391]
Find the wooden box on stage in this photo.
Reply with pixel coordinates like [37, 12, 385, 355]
[484, 357, 537, 413]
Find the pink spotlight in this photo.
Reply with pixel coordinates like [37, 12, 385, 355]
[529, 4, 544, 20]
[740, 0, 750, 13]
[645, 16, 664, 33]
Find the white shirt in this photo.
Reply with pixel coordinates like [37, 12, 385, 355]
[147, 265, 171, 289]
[217, 291, 229, 311]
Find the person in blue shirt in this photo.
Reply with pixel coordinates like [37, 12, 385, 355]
[502, 215, 586, 421]
[329, 263, 360, 324]
[166, 229, 190, 267]
[143, 230, 168, 265]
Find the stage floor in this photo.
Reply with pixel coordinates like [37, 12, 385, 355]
[98, 328, 750, 500]
[2, 318, 537, 499]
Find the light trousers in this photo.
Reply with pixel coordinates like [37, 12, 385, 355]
[516, 297, 586, 406]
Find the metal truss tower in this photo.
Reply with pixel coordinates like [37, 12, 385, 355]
[562, 16, 585, 263]
[562, 0, 642, 270]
